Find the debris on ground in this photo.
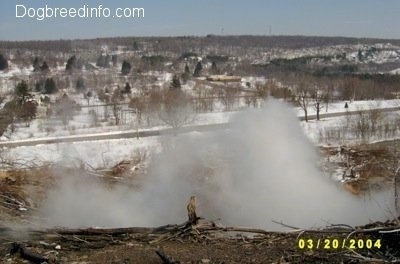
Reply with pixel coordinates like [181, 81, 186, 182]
[0, 142, 399, 263]
[321, 141, 399, 195]
[1, 217, 399, 263]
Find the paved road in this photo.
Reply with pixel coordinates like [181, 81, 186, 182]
[299, 106, 400, 121]
[0, 123, 230, 148]
[1, 107, 399, 148]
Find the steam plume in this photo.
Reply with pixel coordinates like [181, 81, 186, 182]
[38, 99, 395, 230]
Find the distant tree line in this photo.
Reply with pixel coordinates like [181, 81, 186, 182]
[3, 35, 400, 55]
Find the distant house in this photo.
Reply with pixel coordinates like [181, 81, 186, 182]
[206, 75, 242, 82]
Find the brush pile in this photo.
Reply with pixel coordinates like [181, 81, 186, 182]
[1, 211, 399, 263]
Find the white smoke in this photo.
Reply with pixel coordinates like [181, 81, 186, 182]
[37, 99, 396, 230]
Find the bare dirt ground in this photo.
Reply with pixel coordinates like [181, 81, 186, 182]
[0, 219, 399, 263]
[321, 140, 399, 195]
[0, 141, 399, 264]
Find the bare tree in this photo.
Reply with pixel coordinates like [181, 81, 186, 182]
[19, 101, 37, 127]
[341, 76, 358, 101]
[98, 88, 111, 121]
[354, 110, 370, 141]
[129, 93, 146, 126]
[388, 140, 400, 215]
[219, 83, 240, 111]
[255, 81, 269, 99]
[294, 77, 312, 122]
[323, 77, 335, 112]
[146, 88, 163, 126]
[193, 82, 213, 113]
[395, 165, 400, 214]
[313, 89, 324, 121]
[158, 89, 194, 135]
[111, 88, 122, 125]
[368, 105, 382, 136]
[296, 91, 310, 122]
[54, 94, 77, 127]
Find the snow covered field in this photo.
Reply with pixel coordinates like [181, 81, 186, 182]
[2, 137, 160, 169]
[1, 40, 400, 174]
[2, 97, 399, 142]
[2, 98, 399, 170]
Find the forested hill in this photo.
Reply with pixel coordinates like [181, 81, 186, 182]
[1, 35, 400, 52]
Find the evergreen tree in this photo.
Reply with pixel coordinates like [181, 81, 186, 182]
[66, 55, 82, 72]
[66, 55, 76, 71]
[171, 75, 181, 89]
[132, 41, 139, 51]
[44, 78, 57, 94]
[35, 81, 43, 92]
[15, 81, 30, 103]
[193, 61, 203, 77]
[123, 82, 132, 94]
[104, 55, 111, 67]
[358, 50, 363, 62]
[0, 54, 7, 70]
[76, 77, 86, 92]
[33, 57, 41, 72]
[181, 64, 190, 84]
[111, 55, 118, 66]
[96, 55, 104, 68]
[185, 64, 190, 75]
[96, 55, 103, 67]
[211, 61, 219, 75]
[121, 60, 131, 75]
[40, 61, 50, 72]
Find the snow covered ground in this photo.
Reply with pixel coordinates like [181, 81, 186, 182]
[295, 99, 400, 116]
[1, 62, 400, 168]
[1, 136, 160, 169]
[1, 98, 399, 170]
[2, 98, 399, 142]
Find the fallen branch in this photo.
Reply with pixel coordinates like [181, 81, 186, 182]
[10, 242, 49, 264]
[155, 250, 180, 264]
[197, 225, 272, 235]
[344, 251, 386, 263]
[378, 228, 400, 234]
[45, 226, 158, 236]
[272, 220, 301, 230]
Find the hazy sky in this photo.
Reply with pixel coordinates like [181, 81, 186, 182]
[1, 0, 399, 41]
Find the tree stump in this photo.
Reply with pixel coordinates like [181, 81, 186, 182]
[186, 196, 198, 224]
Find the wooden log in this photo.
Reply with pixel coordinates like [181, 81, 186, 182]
[155, 250, 180, 264]
[46, 226, 156, 236]
[10, 243, 49, 264]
